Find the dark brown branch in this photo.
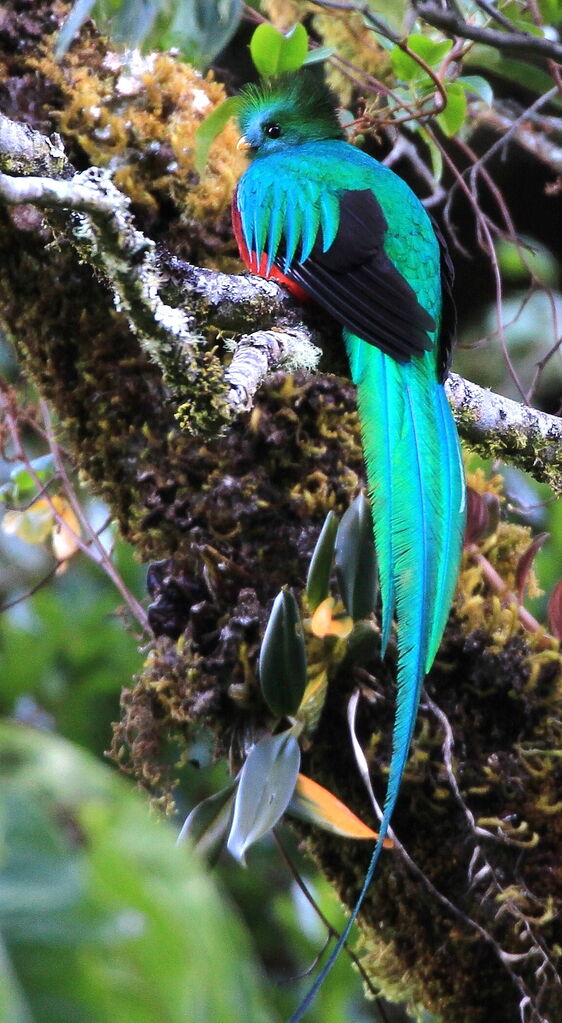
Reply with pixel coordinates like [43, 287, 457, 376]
[413, 1, 562, 65]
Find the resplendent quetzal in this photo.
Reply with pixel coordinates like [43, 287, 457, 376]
[232, 71, 466, 1018]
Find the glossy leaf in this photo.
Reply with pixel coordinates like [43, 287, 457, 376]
[436, 83, 468, 138]
[2, 501, 54, 545]
[515, 532, 549, 601]
[306, 510, 338, 611]
[2, 496, 81, 564]
[302, 46, 335, 66]
[547, 580, 562, 640]
[57, 0, 243, 66]
[335, 493, 378, 621]
[111, 0, 160, 48]
[7, 454, 56, 498]
[259, 587, 307, 717]
[177, 782, 237, 865]
[390, 34, 452, 80]
[344, 620, 379, 666]
[250, 22, 308, 77]
[457, 74, 493, 107]
[55, 0, 96, 58]
[288, 774, 392, 843]
[296, 668, 329, 734]
[226, 730, 301, 862]
[194, 95, 242, 175]
[464, 47, 562, 112]
[148, 0, 242, 66]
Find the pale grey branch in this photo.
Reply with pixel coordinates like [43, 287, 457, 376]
[0, 110, 560, 489]
[446, 374, 562, 493]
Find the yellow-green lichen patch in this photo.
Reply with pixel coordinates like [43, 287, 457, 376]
[33, 38, 246, 263]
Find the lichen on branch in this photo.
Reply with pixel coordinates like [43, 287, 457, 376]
[0, 107, 560, 485]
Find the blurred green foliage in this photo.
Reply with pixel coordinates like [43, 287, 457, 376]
[0, 723, 276, 1023]
[56, 0, 243, 65]
[0, 534, 143, 754]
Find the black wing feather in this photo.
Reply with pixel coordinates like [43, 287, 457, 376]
[277, 189, 435, 363]
[431, 214, 457, 381]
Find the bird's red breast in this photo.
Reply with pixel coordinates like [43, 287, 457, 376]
[231, 188, 309, 304]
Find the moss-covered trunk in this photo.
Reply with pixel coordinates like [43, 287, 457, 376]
[1, 4, 561, 1021]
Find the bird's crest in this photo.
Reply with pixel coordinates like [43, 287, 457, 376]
[238, 71, 344, 152]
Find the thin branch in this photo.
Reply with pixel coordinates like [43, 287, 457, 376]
[0, 387, 149, 631]
[272, 830, 385, 1006]
[472, 0, 521, 32]
[413, 1, 562, 65]
[39, 399, 149, 630]
[225, 330, 322, 412]
[477, 102, 562, 175]
[349, 685, 547, 1021]
[467, 89, 559, 191]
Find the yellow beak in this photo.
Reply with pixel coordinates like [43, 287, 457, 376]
[237, 136, 253, 152]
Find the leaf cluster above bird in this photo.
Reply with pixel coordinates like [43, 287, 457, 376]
[232, 69, 466, 1021]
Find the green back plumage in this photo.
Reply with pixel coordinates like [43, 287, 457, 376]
[235, 74, 466, 1022]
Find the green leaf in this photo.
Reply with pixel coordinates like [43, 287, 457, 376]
[306, 511, 338, 611]
[249, 22, 308, 77]
[335, 493, 378, 621]
[259, 587, 307, 717]
[59, 0, 243, 66]
[302, 45, 335, 66]
[496, 236, 558, 285]
[194, 95, 242, 175]
[110, 0, 159, 48]
[178, 782, 237, 864]
[464, 47, 562, 111]
[390, 34, 452, 80]
[6, 454, 56, 500]
[55, 0, 96, 58]
[0, 723, 276, 1023]
[226, 730, 301, 862]
[147, 0, 242, 65]
[416, 126, 443, 181]
[539, 0, 562, 20]
[457, 75, 493, 108]
[436, 82, 468, 137]
[365, 0, 409, 33]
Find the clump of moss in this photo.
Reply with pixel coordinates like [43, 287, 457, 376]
[33, 34, 246, 263]
[235, 461, 556, 1022]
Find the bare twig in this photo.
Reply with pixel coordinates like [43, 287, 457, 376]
[477, 103, 562, 175]
[349, 685, 548, 1021]
[0, 387, 149, 631]
[272, 830, 385, 1005]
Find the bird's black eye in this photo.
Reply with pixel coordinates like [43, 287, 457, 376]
[265, 123, 282, 139]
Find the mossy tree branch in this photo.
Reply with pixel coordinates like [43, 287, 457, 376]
[0, 110, 560, 488]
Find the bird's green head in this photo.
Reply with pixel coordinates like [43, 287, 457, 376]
[237, 71, 344, 158]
